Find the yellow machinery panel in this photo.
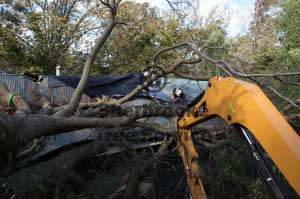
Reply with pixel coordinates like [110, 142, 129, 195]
[178, 76, 300, 196]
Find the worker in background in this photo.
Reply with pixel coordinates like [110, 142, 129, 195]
[171, 87, 186, 105]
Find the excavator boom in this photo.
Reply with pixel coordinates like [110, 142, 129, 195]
[177, 76, 300, 198]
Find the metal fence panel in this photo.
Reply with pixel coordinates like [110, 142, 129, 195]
[0, 75, 92, 104]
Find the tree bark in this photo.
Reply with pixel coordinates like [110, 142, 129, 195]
[0, 84, 31, 114]
[0, 104, 179, 152]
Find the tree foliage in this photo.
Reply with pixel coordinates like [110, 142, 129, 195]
[278, 0, 300, 65]
[0, 1, 228, 75]
[0, 0, 105, 73]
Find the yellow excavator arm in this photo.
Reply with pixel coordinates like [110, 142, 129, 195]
[176, 76, 300, 199]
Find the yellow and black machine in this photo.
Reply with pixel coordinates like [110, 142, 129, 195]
[176, 76, 300, 199]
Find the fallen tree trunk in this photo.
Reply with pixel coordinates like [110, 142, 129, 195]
[0, 104, 179, 153]
[0, 113, 131, 153]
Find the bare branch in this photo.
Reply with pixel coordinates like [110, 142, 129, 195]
[283, 99, 300, 113]
[265, 85, 300, 110]
[152, 42, 200, 65]
[54, 0, 119, 117]
[194, 139, 233, 149]
[172, 70, 209, 81]
[286, 114, 300, 122]
[273, 76, 300, 86]
[248, 77, 300, 111]
[153, 42, 300, 111]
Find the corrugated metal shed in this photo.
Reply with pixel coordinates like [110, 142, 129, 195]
[0, 74, 41, 102]
[41, 76, 92, 104]
[0, 75, 92, 104]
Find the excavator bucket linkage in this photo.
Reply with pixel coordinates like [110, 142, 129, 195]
[177, 76, 300, 199]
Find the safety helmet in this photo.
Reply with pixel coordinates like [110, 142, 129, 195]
[174, 87, 183, 97]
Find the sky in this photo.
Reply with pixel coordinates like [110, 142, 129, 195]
[134, 0, 255, 37]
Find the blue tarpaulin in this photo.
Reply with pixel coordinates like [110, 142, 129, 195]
[51, 73, 145, 97]
[50, 73, 207, 103]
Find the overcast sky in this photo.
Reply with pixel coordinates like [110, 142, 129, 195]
[134, 0, 255, 37]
